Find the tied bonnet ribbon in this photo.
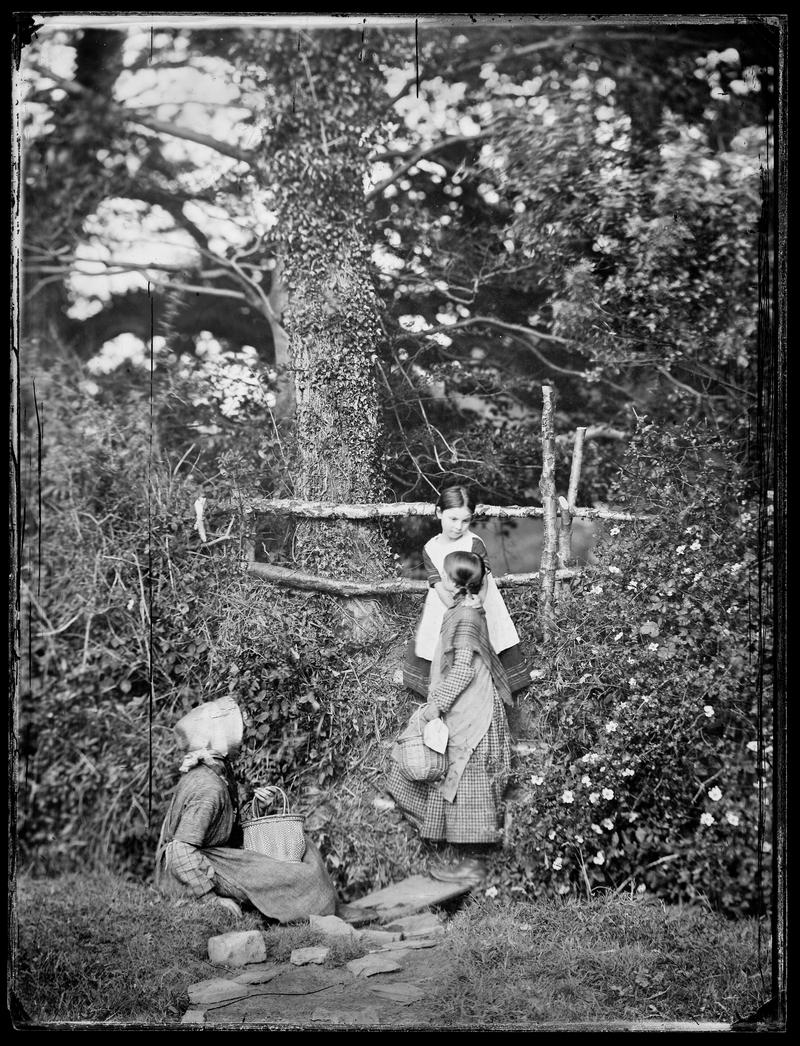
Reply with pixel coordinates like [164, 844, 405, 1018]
[438, 602, 512, 707]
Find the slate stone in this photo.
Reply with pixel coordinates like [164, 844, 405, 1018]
[290, 945, 330, 966]
[346, 953, 403, 978]
[187, 977, 251, 1005]
[180, 1009, 207, 1025]
[383, 912, 445, 937]
[233, 963, 283, 985]
[347, 874, 474, 924]
[377, 937, 440, 952]
[366, 982, 426, 1006]
[309, 913, 357, 938]
[358, 928, 403, 947]
[207, 929, 267, 967]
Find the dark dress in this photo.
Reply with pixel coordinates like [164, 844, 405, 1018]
[155, 759, 336, 924]
[402, 533, 533, 696]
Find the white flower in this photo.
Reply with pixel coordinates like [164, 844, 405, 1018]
[700, 812, 715, 826]
[530, 774, 544, 785]
[708, 786, 723, 801]
[693, 572, 704, 583]
[589, 792, 600, 805]
[575, 835, 584, 844]
[602, 787, 614, 800]
[627, 811, 639, 822]
[621, 768, 635, 777]
[581, 774, 592, 786]
[548, 829, 556, 840]
[602, 818, 614, 829]
[592, 851, 605, 865]
[590, 585, 604, 595]
[690, 539, 701, 551]
[613, 631, 624, 641]
[607, 565, 621, 574]
[605, 720, 618, 733]
[126, 598, 136, 611]
[746, 741, 758, 752]
[557, 884, 570, 895]
[627, 580, 638, 590]
[581, 752, 600, 764]
[647, 642, 659, 652]
[562, 790, 575, 804]
[484, 885, 498, 898]
[636, 883, 646, 894]
[675, 544, 686, 555]
[591, 823, 602, 834]
[725, 812, 740, 826]
[628, 677, 637, 687]
[609, 525, 621, 535]
[703, 705, 714, 718]
[551, 856, 563, 871]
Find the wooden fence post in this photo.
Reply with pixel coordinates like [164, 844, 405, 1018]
[538, 385, 558, 639]
[558, 426, 587, 569]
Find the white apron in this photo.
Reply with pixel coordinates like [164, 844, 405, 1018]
[414, 531, 520, 660]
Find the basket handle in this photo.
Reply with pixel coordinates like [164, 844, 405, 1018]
[250, 786, 290, 819]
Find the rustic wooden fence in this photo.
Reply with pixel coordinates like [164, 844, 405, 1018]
[196, 385, 648, 637]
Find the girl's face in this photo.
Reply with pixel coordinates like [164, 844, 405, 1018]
[437, 506, 472, 541]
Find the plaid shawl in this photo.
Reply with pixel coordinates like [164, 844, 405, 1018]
[439, 603, 512, 707]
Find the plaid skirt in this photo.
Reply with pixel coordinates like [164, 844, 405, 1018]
[402, 641, 533, 698]
[386, 692, 512, 844]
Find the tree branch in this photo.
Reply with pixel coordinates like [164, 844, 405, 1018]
[365, 134, 485, 202]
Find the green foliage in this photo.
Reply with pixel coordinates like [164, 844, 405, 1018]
[500, 420, 769, 915]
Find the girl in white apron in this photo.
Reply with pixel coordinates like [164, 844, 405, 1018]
[402, 485, 533, 697]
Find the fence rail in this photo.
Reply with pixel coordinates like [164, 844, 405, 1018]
[226, 497, 649, 523]
[247, 560, 582, 597]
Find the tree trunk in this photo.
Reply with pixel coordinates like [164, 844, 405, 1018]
[250, 29, 394, 638]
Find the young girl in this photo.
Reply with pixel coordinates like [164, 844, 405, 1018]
[387, 551, 513, 879]
[402, 484, 532, 697]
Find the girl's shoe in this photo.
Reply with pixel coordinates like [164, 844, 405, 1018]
[429, 856, 487, 883]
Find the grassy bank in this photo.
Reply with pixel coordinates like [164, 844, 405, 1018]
[11, 871, 766, 1027]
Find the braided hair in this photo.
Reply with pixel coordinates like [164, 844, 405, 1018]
[443, 550, 485, 599]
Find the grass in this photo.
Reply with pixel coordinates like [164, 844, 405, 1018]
[10, 869, 367, 1026]
[436, 892, 767, 1027]
[11, 870, 767, 1028]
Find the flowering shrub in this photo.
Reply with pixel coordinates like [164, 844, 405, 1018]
[502, 421, 771, 915]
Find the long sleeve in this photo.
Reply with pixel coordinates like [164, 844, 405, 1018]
[429, 647, 475, 714]
[164, 840, 217, 897]
[423, 547, 441, 587]
[471, 535, 492, 574]
[173, 790, 224, 847]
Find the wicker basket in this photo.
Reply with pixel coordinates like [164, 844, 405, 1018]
[241, 788, 306, 863]
[396, 711, 448, 783]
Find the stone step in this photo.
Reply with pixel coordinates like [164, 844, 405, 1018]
[343, 874, 477, 925]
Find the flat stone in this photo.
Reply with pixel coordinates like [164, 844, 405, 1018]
[383, 912, 444, 937]
[290, 945, 330, 966]
[366, 982, 426, 1006]
[187, 977, 251, 1005]
[310, 1006, 384, 1026]
[336, 902, 383, 927]
[232, 963, 283, 985]
[180, 1009, 207, 1025]
[309, 913, 357, 938]
[346, 953, 403, 978]
[347, 874, 475, 924]
[358, 928, 403, 947]
[377, 937, 440, 952]
[208, 929, 267, 967]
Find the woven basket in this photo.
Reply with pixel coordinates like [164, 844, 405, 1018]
[396, 712, 448, 783]
[241, 788, 306, 863]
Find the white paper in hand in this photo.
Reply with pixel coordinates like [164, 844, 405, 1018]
[423, 717, 449, 754]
